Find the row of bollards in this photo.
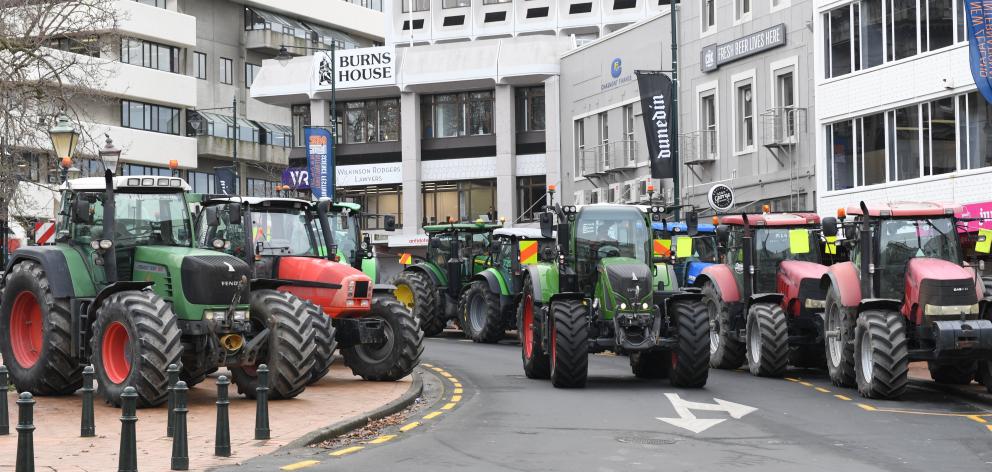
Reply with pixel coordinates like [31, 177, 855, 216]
[7, 363, 272, 472]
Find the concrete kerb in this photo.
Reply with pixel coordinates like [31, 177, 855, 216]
[281, 369, 425, 450]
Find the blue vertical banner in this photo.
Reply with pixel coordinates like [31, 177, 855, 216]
[967, 1, 992, 103]
[305, 127, 334, 199]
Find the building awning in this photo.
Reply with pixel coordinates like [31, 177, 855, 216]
[256, 121, 292, 135]
[304, 22, 359, 49]
[194, 111, 256, 131]
[246, 7, 311, 39]
[245, 57, 313, 106]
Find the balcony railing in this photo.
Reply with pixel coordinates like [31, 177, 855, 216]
[761, 107, 807, 147]
[579, 140, 639, 176]
[681, 130, 718, 165]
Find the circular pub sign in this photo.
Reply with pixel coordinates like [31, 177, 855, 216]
[707, 184, 735, 212]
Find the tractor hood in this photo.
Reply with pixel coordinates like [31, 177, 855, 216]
[276, 256, 373, 316]
[906, 258, 978, 307]
[133, 246, 251, 306]
[600, 257, 653, 305]
[778, 260, 829, 299]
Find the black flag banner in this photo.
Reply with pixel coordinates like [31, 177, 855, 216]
[635, 71, 675, 180]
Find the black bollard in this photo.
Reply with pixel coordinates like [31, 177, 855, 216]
[118, 387, 138, 472]
[0, 365, 9, 436]
[255, 364, 270, 440]
[80, 365, 95, 437]
[166, 363, 179, 437]
[215, 375, 231, 457]
[15, 392, 34, 472]
[171, 381, 189, 470]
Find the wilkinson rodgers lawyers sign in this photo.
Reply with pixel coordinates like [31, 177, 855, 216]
[314, 46, 396, 90]
[701, 24, 787, 72]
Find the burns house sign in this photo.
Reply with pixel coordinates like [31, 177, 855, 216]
[701, 24, 787, 72]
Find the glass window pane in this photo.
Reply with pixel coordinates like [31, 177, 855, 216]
[893, 105, 921, 180]
[889, 0, 918, 60]
[830, 8, 852, 77]
[928, 97, 956, 175]
[861, 0, 884, 68]
[862, 113, 887, 185]
[926, 0, 954, 51]
[831, 120, 854, 190]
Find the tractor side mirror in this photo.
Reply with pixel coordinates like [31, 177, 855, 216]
[539, 212, 554, 239]
[72, 197, 93, 225]
[821, 217, 838, 238]
[205, 206, 220, 227]
[362, 233, 373, 257]
[686, 210, 699, 236]
[384, 215, 396, 232]
[557, 222, 571, 255]
[229, 202, 242, 225]
[716, 225, 730, 247]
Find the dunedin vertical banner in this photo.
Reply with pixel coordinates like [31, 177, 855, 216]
[635, 71, 675, 179]
[305, 127, 334, 199]
[967, 1, 992, 103]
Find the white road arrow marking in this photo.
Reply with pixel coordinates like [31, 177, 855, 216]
[657, 393, 758, 434]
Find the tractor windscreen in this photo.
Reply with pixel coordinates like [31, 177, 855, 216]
[753, 227, 818, 292]
[87, 191, 193, 248]
[877, 217, 962, 298]
[250, 209, 319, 257]
[574, 206, 650, 265]
[326, 211, 360, 262]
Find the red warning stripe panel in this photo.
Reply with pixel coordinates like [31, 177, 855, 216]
[519, 241, 538, 265]
[35, 222, 56, 245]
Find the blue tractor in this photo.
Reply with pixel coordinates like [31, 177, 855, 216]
[652, 221, 719, 287]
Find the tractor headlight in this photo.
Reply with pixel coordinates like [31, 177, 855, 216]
[620, 303, 628, 310]
[90, 240, 100, 250]
[231, 310, 249, 321]
[924, 304, 979, 316]
[642, 303, 649, 310]
[99, 239, 113, 250]
[212, 239, 225, 249]
[805, 299, 826, 309]
[204, 310, 218, 321]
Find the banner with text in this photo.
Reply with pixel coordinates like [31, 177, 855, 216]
[281, 167, 310, 190]
[214, 166, 236, 195]
[305, 127, 334, 199]
[967, 2, 992, 103]
[635, 71, 675, 180]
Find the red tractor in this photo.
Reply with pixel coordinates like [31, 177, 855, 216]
[695, 209, 833, 377]
[820, 202, 992, 399]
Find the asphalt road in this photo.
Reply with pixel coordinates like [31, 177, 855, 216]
[227, 334, 992, 472]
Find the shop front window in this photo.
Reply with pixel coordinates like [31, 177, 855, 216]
[422, 180, 496, 224]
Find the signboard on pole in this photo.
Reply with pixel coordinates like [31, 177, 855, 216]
[214, 166, 236, 195]
[281, 167, 310, 190]
[635, 71, 675, 180]
[966, 4, 992, 103]
[305, 127, 334, 199]
[707, 184, 735, 212]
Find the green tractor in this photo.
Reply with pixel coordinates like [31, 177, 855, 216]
[459, 228, 556, 343]
[0, 173, 309, 407]
[321, 202, 390, 283]
[392, 221, 502, 337]
[519, 203, 711, 388]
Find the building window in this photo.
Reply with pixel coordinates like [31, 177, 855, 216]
[517, 176, 547, 222]
[483, 0, 512, 3]
[121, 100, 180, 135]
[598, 111, 610, 170]
[515, 86, 545, 133]
[575, 119, 586, 175]
[889, 105, 921, 181]
[861, 0, 883, 69]
[219, 57, 233, 85]
[193, 52, 206, 80]
[421, 91, 494, 138]
[701, 0, 716, 33]
[133, 0, 166, 7]
[247, 179, 279, 197]
[826, 120, 854, 190]
[443, 0, 471, 7]
[291, 104, 310, 148]
[775, 70, 796, 137]
[922, 0, 954, 52]
[47, 36, 101, 57]
[121, 38, 179, 73]
[188, 111, 260, 143]
[337, 185, 402, 230]
[259, 122, 294, 147]
[735, 82, 754, 153]
[735, 0, 751, 21]
[825, 6, 852, 78]
[622, 104, 636, 163]
[340, 98, 400, 144]
[188, 171, 216, 194]
[18, 153, 41, 182]
[960, 92, 992, 171]
[701, 92, 718, 158]
[245, 63, 261, 88]
[422, 180, 496, 224]
[402, 0, 430, 12]
[122, 164, 170, 176]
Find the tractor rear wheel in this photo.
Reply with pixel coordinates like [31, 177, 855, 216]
[307, 302, 338, 385]
[854, 310, 908, 399]
[90, 290, 183, 407]
[518, 278, 550, 379]
[460, 281, 503, 344]
[928, 361, 976, 385]
[393, 271, 443, 337]
[824, 287, 857, 388]
[670, 300, 710, 388]
[703, 282, 745, 369]
[630, 351, 670, 379]
[342, 295, 424, 381]
[746, 303, 789, 377]
[550, 299, 588, 388]
[231, 290, 315, 399]
[0, 261, 81, 395]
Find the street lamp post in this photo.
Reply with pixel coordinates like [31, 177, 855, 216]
[277, 43, 337, 180]
[99, 134, 122, 283]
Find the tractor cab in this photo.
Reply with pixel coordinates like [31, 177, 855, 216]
[318, 201, 396, 281]
[652, 221, 718, 287]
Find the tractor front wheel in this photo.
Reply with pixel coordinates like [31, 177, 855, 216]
[460, 281, 503, 344]
[307, 302, 338, 386]
[854, 310, 908, 399]
[746, 303, 789, 377]
[342, 295, 424, 381]
[549, 299, 588, 388]
[518, 279, 550, 379]
[0, 261, 81, 396]
[630, 351, 670, 379]
[670, 300, 710, 388]
[824, 287, 857, 388]
[928, 361, 976, 385]
[393, 271, 443, 337]
[231, 290, 315, 399]
[703, 282, 745, 369]
[90, 290, 183, 407]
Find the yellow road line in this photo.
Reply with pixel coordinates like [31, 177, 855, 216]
[967, 415, 988, 424]
[399, 422, 421, 432]
[368, 434, 397, 444]
[451, 395, 462, 402]
[453, 383, 463, 388]
[858, 403, 877, 412]
[834, 395, 852, 401]
[986, 425, 992, 432]
[814, 387, 831, 393]
[441, 402, 457, 410]
[423, 411, 443, 420]
[799, 381, 814, 387]
[448, 378, 460, 383]
[453, 388, 463, 394]
[785, 377, 800, 382]
[329, 446, 365, 457]
[281, 460, 321, 470]
[431, 367, 444, 372]
[422, 363, 434, 368]
[440, 372, 453, 378]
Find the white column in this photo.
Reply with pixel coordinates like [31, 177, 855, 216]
[543, 76, 561, 197]
[309, 99, 329, 127]
[401, 92, 423, 235]
[495, 84, 516, 223]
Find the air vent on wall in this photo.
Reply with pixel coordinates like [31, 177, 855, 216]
[443, 15, 465, 26]
[402, 19, 425, 30]
[569, 2, 593, 14]
[614, 0, 637, 9]
[485, 11, 507, 22]
[527, 7, 550, 18]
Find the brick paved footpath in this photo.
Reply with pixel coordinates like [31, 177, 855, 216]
[0, 363, 411, 471]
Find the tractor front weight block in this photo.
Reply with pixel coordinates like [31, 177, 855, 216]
[614, 312, 662, 351]
[930, 319, 992, 357]
[334, 318, 387, 348]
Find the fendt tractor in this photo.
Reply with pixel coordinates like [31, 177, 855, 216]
[0, 173, 286, 407]
[652, 220, 718, 287]
[459, 228, 556, 343]
[694, 209, 832, 377]
[518, 202, 710, 388]
[393, 221, 502, 337]
[196, 197, 422, 384]
[821, 202, 992, 399]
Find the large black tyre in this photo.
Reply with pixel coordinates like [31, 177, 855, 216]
[703, 282, 745, 369]
[460, 281, 503, 344]
[90, 290, 183, 407]
[0, 261, 81, 395]
[342, 295, 424, 381]
[854, 310, 909, 399]
[307, 302, 338, 386]
[180, 367, 218, 389]
[670, 300, 710, 388]
[746, 303, 789, 377]
[630, 351, 670, 379]
[231, 290, 315, 399]
[518, 278, 550, 379]
[928, 361, 976, 385]
[550, 299, 588, 388]
[393, 271, 443, 337]
[824, 286, 857, 388]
